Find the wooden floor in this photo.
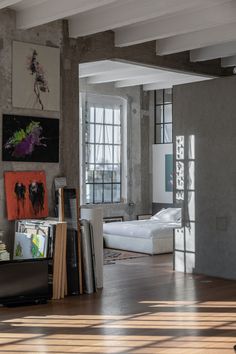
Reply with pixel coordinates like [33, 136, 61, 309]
[1, 254, 236, 353]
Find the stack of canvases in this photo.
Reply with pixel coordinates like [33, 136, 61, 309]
[5, 171, 67, 300]
[14, 219, 67, 300]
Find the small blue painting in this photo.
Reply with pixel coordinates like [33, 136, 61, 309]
[165, 154, 173, 192]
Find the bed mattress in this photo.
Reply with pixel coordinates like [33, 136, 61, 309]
[103, 219, 179, 239]
[103, 218, 181, 255]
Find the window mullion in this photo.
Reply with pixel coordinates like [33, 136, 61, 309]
[119, 105, 122, 202]
[102, 108, 105, 203]
[112, 108, 115, 203]
[163, 90, 165, 143]
[93, 107, 96, 204]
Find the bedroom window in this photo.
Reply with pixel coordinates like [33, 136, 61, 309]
[155, 88, 172, 144]
[80, 94, 126, 205]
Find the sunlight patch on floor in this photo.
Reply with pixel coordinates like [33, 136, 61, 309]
[1, 300, 236, 353]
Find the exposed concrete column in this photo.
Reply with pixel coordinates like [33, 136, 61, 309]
[61, 21, 80, 188]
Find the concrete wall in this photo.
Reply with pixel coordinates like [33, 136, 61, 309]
[0, 10, 79, 245]
[80, 79, 153, 220]
[173, 75, 236, 279]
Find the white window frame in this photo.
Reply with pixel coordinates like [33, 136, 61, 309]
[80, 93, 127, 205]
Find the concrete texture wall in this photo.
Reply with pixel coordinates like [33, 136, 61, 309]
[80, 79, 152, 220]
[61, 22, 80, 189]
[173, 75, 236, 279]
[0, 10, 79, 245]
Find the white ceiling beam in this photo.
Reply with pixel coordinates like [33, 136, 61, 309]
[143, 82, 174, 90]
[79, 61, 124, 78]
[190, 41, 236, 62]
[16, 0, 118, 29]
[79, 60, 144, 78]
[143, 76, 211, 90]
[115, 77, 165, 88]
[114, 73, 192, 88]
[221, 55, 236, 67]
[115, 0, 236, 47]
[87, 68, 163, 84]
[0, 0, 22, 9]
[156, 22, 236, 55]
[69, 0, 229, 38]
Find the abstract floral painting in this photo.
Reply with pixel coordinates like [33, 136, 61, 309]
[14, 232, 48, 260]
[2, 114, 59, 162]
[4, 171, 49, 221]
[12, 41, 60, 111]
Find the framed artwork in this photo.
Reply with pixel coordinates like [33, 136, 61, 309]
[2, 114, 59, 163]
[152, 144, 173, 203]
[12, 41, 60, 111]
[103, 216, 124, 223]
[13, 232, 48, 260]
[4, 171, 49, 221]
[165, 154, 173, 192]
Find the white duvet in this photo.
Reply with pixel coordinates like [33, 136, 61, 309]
[103, 219, 180, 239]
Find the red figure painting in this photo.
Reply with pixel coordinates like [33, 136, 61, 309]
[4, 171, 48, 221]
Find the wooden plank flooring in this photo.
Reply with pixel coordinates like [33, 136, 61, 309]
[1, 254, 236, 353]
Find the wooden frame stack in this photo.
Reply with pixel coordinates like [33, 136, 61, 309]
[52, 222, 67, 300]
[52, 187, 82, 298]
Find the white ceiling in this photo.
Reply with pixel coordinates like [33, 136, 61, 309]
[79, 60, 212, 90]
[3, 0, 236, 87]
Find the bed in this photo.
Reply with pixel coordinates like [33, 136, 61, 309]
[103, 208, 181, 255]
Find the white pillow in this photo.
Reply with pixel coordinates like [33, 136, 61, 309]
[151, 208, 182, 223]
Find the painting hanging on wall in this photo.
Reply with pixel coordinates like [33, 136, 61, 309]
[4, 171, 49, 221]
[12, 41, 60, 111]
[165, 154, 173, 192]
[152, 144, 173, 203]
[2, 114, 59, 162]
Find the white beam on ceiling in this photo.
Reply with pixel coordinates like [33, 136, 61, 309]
[79, 61, 122, 78]
[69, 0, 228, 38]
[115, 0, 236, 47]
[87, 68, 165, 84]
[114, 73, 190, 88]
[190, 41, 236, 62]
[221, 55, 236, 67]
[88, 69, 149, 84]
[16, 0, 118, 29]
[79, 60, 142, 78]
[156, 22, 236, 56]
[143, 82, 174, 90]
[0, 0, 22, 9]
[143, 76, 211, 90]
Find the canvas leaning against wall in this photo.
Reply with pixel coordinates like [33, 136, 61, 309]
[2, 114, 59, 163]
[12, 41, 60, 111]
[4, 171, 49, 221]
